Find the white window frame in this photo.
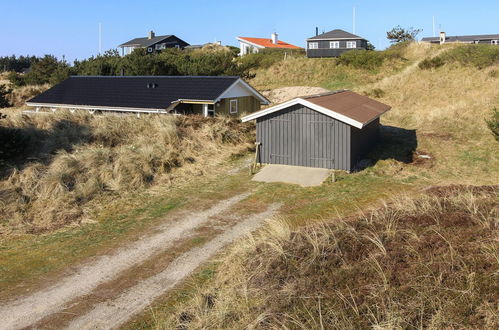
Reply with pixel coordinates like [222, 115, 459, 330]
[155, 43, 166, 50]
[203, 104, 216, 117]
[309, 42, 318, 49]
[229, 99, 238, 114]
[330, 41, 340, 49]
[346, 41, 357, 48]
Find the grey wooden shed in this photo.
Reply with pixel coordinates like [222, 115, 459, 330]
[241, 90, 391, 171]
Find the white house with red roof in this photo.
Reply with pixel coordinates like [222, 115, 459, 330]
[236, 33, 301, 56]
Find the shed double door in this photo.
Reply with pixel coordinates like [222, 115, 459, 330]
[268, 110, 334, 168]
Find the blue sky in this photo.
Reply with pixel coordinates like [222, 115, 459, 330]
[0, 0, 498, 62]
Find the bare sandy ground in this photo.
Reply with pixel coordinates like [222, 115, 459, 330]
[0, 192, 278, 330]
[262, 86, 330, 104]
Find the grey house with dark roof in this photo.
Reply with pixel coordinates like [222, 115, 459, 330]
[306, 29, 368, 58]
[421, 32, 499, 45]
[26, 76, 269, 117]
[118, 31, 189, 56]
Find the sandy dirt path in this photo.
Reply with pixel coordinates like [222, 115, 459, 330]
[67, 204, 279, 330]
[0, 192, 257, 330]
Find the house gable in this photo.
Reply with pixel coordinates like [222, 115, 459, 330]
[216, 79, 270, 104]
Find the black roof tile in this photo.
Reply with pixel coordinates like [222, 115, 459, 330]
[308, 29, 365, 40]
[119, 35, 177, 48]
[28, 76, 240, 110]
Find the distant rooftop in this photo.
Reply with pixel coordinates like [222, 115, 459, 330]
[307, 29, 365, 40]
[118, 31, 184, 48]
[421, 33, 499, 43]
[237, 37, 302, 49]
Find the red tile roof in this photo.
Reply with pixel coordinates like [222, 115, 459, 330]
[238, 37, 302, 49]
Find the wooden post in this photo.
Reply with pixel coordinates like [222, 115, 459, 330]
[251, 142, 261, 174]
[331, 171, 336, 183]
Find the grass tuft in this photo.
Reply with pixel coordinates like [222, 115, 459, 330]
[0, 112, 254, 235]
[155, 186, 499, 329]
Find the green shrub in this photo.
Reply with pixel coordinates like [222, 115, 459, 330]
[419, 56, 445, 70]
[7, 71, 26, 87]
[486, 108, 499, 141]
[0, 55, 38, 73]
[237, 48, 305, 71]
[0, 84, 12, 108]
[440, 44, 499, 69]
[337, 50, 384, 70]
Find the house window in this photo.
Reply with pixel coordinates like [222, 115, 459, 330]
[309, 42, 318, 49]
[147, 47, 153, 52]
[346, 41, 357, 48]
[230, 99, 238, 114]
[330, 41, 340, 48]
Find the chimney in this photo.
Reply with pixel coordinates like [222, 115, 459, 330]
[271, 32, 278, 44]
[148, 30, 155, 39]
[439, 31, 446, 44]
[316, 27, 319, 36]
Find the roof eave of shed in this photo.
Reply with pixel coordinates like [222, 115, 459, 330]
[241, 98, 367, 128]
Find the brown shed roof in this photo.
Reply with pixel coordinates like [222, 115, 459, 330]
[303, 90, 391, 126]
[241, 90, 391, 128]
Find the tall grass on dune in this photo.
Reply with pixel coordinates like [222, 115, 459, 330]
[157, 186, 498, 329]
[0, 111, 253, 235]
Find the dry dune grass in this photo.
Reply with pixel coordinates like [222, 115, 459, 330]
[0, 72, 49, 107]
[372, 63, 499, 131]
[249, 44, 416, 91]
[8, 84, 50, 107]
[0, 111, 253, 235]
[157, 186, 499, 329]
[361, 47, 499, 186]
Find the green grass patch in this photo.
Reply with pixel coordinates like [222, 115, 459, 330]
[420, 44, 499, 70]
[0, 198, 179, 296]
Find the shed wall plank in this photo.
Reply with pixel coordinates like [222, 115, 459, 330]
[256, 104, 352, 170]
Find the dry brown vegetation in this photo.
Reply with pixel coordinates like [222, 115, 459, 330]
[0, 72, 49, 107]
[0, 111, 253, 235]
[8, 84, 50, 107]
[157, 186, 498, 329]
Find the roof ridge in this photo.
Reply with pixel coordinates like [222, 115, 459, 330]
[301, 89, 348, 100]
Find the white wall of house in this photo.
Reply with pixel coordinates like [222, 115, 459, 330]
[121, 46, 137, 56]
[239, 41, 261, 56]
